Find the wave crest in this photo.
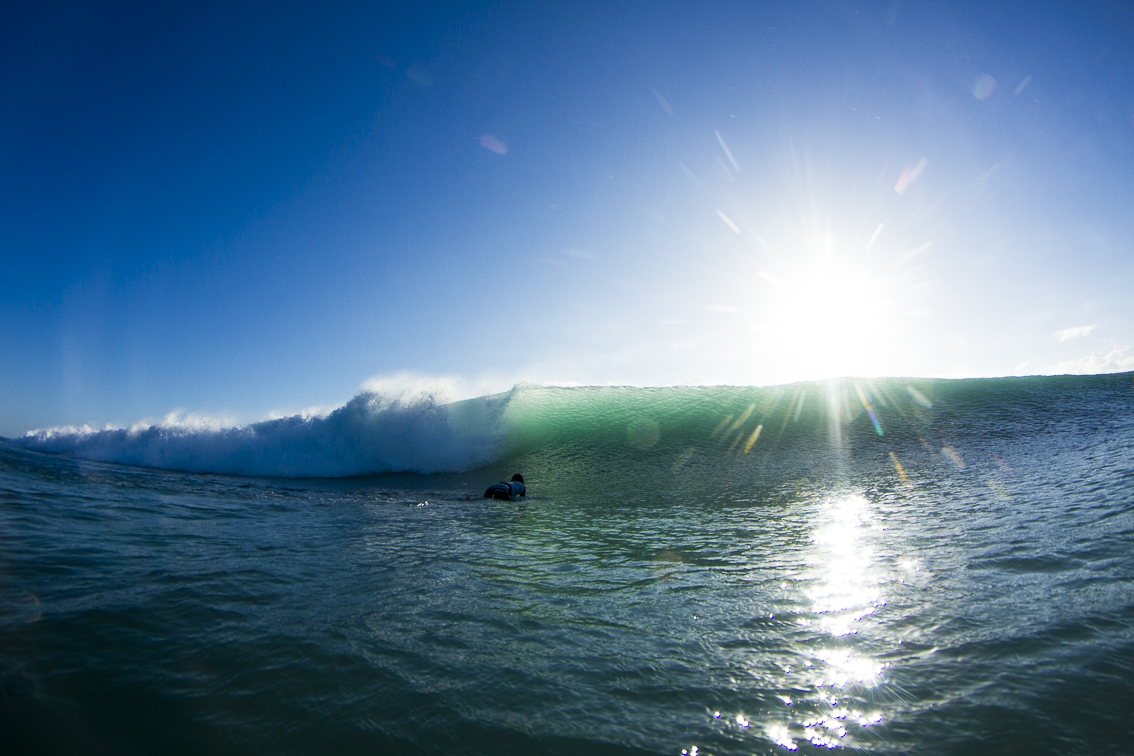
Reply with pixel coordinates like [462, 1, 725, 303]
[21, 387, 515, 477]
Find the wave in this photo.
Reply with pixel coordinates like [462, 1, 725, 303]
[18, 373, 1133, 478]
[20, 387, 515, 477]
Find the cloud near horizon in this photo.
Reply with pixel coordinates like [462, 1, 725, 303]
[1047, 346, 1134, 375]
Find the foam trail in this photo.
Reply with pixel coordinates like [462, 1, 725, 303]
[21, 388, 515, 478]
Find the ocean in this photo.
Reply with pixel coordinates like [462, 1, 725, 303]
[3, 374, 1133, 755]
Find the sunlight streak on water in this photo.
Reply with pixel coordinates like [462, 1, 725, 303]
[805, 495, 884, 636]
[765, 494, 888, 750]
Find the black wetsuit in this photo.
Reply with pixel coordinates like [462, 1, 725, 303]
[484, 481, 526, 500]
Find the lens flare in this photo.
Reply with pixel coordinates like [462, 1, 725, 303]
[479, 134, 508, 155]
[717, 209, 741, 233]
[972, 73, 997, 99]
[894, 158, 927, 194]
[743, 424, 763, 453]
[888, 451, 911, 487]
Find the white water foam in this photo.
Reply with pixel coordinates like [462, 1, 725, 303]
[21, 380, 516, 478]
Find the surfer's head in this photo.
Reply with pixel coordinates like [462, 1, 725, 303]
[511, 474, 524, 484]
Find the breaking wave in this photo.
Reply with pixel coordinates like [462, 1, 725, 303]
[20, 387, 516, 477]
[17, 373, 1134, 479]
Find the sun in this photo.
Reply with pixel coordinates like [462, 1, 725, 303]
[739, 228, 920, 382]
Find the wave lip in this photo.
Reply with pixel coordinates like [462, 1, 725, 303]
[21, 388, 514, 478]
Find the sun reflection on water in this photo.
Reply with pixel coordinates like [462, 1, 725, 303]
[804, 495, 885, 637]
[763, 494, 890, 751]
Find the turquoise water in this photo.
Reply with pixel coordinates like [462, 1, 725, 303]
[3, 374, 1134, 754]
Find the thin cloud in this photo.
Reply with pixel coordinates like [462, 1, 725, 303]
[1055, 324, 1096, 341]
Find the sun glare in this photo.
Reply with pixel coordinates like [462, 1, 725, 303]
[687, 137, 938, 387]
[739, 226, 917, 382]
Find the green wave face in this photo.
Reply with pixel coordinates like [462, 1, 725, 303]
[487, 374, 1132, 502]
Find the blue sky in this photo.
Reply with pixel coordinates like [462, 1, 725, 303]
[3, 0, 1133, 436]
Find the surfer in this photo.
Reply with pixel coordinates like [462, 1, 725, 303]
[484, 474, 526, 501]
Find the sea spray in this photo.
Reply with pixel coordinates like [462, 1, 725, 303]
[21, 387, 514, 477]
